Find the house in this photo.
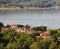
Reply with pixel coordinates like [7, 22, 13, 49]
[10, 24, 17, 29]
[40, 32, 50, 38]
[2, 24, 17, 31]
[2, 27, 10, 32]
[15, 27, 26, 33]
[2, 24, 34, 34]
[15, 27, 33, 34]
[36, 32, 51, 40]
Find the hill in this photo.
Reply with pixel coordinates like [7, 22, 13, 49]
[0, 0, 60, 8]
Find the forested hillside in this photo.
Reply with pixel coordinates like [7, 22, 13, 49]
[0, 0, 60, 8]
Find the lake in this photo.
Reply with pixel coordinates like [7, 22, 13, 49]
[0, 9, 60, 29]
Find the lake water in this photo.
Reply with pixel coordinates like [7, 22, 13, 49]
[0, 9, 60, 28]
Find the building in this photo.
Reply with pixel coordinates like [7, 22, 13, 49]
[36, 32, 51, 40]
[40, 32, 50, 38]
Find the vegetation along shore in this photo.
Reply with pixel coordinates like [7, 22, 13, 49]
[0, 22, 60, 49]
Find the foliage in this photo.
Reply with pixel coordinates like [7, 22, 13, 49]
[25, 25, 30, 29]
[30, 41, 41, 49]
[47, 29, 57, 36]
[0, 23, 60, 49]
[0, 22, 4, 32]
[32, 26, 47, 31]
[49, 42, 57, 49]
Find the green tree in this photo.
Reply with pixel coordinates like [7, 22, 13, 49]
[57, 29, 60, 37]
[25, 25, 30, 29]
[58, 45, 60, 49]
[0, 43, 4, 49]
[32, 26, 47, 31]
[17, 24, 24, 28]
[30, 41, 41, 49]
[30, 32, 40, 37]
[41, 26, 47, 31]
[57, 29, 60, 33]
[47, 29, 57, 36]
[49, 42, 57, 49]
[0, 22, 4, 32]
[14, 33, 35, 49]
[40, 38, 53, 49]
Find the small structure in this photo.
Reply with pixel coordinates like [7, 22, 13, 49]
[40, 32, 50, 38]
[2, 24, 34, 34]
[36, 32, 51, 40]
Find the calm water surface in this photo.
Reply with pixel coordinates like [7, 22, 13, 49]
[0, 9, 60, 28]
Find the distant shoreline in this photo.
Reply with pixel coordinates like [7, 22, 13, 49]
[0, 7, 21, 10]
[0, 6, 60, 10]
[23, 6, 60, 10]
[0, 7, 53, 10]
[23, 7, 54, 10]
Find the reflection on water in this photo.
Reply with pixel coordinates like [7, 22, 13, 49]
[0, 9, 60, 28]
